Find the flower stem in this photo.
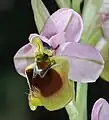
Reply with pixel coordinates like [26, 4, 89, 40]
[65, 83, 88, 120]
[75, 83, 88, 120]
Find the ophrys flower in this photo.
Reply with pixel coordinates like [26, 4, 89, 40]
[14, 8, 104, 111]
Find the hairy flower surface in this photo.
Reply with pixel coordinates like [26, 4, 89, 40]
[14, 36, 73, 111]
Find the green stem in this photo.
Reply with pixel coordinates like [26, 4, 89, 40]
[65, 83, 88, 120]
[75, 83, 88, 120]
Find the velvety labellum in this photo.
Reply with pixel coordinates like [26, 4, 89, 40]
[26, 65, 63, 97]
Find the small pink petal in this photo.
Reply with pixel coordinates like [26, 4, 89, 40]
[49, 32, 66, 49]
[41, 8, 83, 42]
[91, 98, 109, 120]
[14, 43, 36, 77]
[56, 42, 104, 83]
[100, 13, 109, 39]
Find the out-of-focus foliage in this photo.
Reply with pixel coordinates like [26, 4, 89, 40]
[0, 69, 29, 120]
[31, 0, 50, 33]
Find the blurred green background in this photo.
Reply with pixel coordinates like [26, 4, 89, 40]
[0, 0, 109, 120]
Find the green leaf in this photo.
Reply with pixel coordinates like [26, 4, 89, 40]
[72, 0, 83, 14]
[81, 27, 103, 46]
[65, 100, 78, 120]
[31, 0, 50, 33]
[87, 28, 103, 46]
[55, 0, 71, 8]
[101, 62, 109, 82]
[99, 0, 109, 13]
[81, 0, 103, 44]
[82, 0, 103, 30]
[84, 0, 88, 6]
[65, 80, 78, 120]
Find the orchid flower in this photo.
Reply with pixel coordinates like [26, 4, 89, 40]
[91, 98, 109, 120]
[31, 8, 104, 83]
[99, 0, 109, 39]
[14, 36, 73, 111]
[96, 37, 109, 82]
[99, 12, 109, 39]
[94, 3, 109, 82]
[14, 8, 104, 111]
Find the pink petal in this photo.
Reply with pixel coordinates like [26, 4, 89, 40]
[14, 43, 36, 77]
[41, 8, 83, 42]
[49, 32, 66, 49]
[91, 98, 109, 120]
[56, 42, 104, 83]
[65, 10, 83, 42]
